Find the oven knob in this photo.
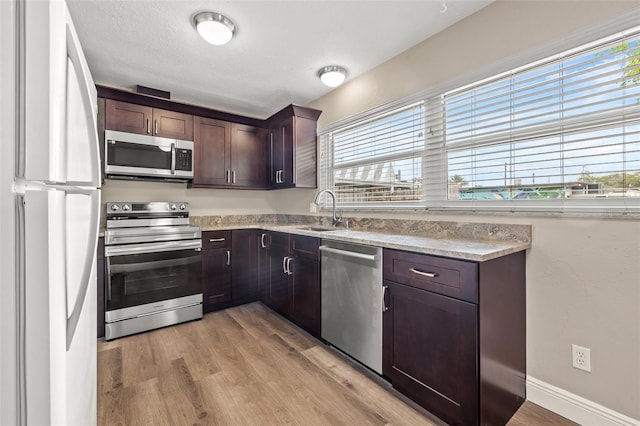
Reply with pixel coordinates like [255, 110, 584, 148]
[170, 204, 177, 210]
[123, 204, 130, 211]
[111, 204, 119, 211]
[179, 204, 186, 211]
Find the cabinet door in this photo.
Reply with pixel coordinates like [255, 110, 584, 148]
[290, 255, 320, 336]
[292, 115, 318, 188]
[202, 247, 231, 311]
[231, 230, 260, 304]
[265, 244, 290, 316]
[281, 117, 294, 186]
[270, 117, 294, 188]
[269, 126, 282, 186]
[152, 108, 194, 140]
[193, 117, 230, 186]
[257, 231, 270, 301]
[383, 281, 478, 426]
[230, 124, 268, 188]
[105, 99, 152, 135]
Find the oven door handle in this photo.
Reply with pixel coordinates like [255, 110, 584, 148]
[105, 240, 202, 256]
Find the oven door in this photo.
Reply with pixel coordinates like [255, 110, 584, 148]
[104, 130, 193, 179]
[105, 239, 202, 319]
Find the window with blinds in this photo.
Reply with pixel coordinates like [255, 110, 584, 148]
[320, 102, 425, 207]
[319, 24, 640, 212]
[444, 27, 640, 207]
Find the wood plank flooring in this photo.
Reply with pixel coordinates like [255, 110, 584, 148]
[98, 302, 576, 426]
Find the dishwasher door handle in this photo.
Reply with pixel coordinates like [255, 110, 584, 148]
[319, 245, 377, 261]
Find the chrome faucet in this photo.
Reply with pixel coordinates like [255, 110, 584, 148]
[313, 189, 344, 227]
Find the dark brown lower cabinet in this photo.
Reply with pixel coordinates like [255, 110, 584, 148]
[263, 232, 291, 316]
[289, 235, 320, 336]
[383, 281, 477, 425]
[259, 231, 320, 336]
[383, 248, 526, 426]
[231, 229, 260, 305]
[202, 231, 232, 312]
[97, 237, 105, 339]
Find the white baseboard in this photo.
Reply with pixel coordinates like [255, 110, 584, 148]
[526, 377, 640, 426]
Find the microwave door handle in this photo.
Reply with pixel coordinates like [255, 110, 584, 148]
[170, 142, 176, 175]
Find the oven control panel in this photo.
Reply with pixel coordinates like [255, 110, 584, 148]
[106, 201, 189, 220]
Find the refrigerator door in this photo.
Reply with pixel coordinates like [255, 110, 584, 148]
[1, 0, 19, 424]
[23, 0, 100, 187]
[23, 187, 99, 425]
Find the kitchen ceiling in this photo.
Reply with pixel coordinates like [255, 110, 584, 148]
[67, 0, 493, 119]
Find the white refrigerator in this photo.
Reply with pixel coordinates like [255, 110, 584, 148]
[1, 0, 101, 425]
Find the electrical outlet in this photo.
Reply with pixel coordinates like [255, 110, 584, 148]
[572, 344, 591, 372]
[309, 202, 317, 213]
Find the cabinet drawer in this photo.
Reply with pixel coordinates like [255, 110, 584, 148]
[291, 234, 319, 259]
[202, 231, 231, 249]
[383, 249, 477, 303]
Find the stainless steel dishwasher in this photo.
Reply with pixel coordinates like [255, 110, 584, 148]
[320, 240, 383, 374]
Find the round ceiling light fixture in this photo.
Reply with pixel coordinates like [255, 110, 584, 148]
[193, 12, 236, 46]
[317, 66, 348, 87]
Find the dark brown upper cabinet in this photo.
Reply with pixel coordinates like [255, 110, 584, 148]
[231, 124, 268, 188]
[193, 117, 230, 187]
[192, 116, 268, 189]
[267, 105, 321, 189]
[97, 88, 322, 191]
[105, 99, 193, 140]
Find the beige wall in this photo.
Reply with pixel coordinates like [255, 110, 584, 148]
[102, 180, 285, 216]
[103, 0, 640, 419]
[304, 0, 640, 420]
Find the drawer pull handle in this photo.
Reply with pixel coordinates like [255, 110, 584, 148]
[410, 268, 438, 278]
[209, 237, 226, 242]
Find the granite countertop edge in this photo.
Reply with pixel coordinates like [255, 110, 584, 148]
[199, 224, 530, 262]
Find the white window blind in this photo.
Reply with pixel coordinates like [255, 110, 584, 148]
[320, 102, 425, 207]
[445, 27, 640, 206]
[319, 23, 640, 213]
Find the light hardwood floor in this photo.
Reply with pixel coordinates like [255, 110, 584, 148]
[97, 302, 577, 425]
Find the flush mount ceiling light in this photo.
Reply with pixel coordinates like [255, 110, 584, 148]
[317, 66, 348, 87]
[193, 12, 236, 46]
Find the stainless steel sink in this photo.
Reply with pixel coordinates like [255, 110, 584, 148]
[298, 226, 338, 232]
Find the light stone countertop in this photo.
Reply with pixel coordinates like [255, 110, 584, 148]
[200, 224, 530, 262]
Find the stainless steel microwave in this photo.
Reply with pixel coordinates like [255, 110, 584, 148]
[104, 130, 194, 180]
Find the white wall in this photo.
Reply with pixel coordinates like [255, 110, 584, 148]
[303, 0, 640, 420]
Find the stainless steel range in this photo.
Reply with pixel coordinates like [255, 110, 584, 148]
[104, 201, 202, 340]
